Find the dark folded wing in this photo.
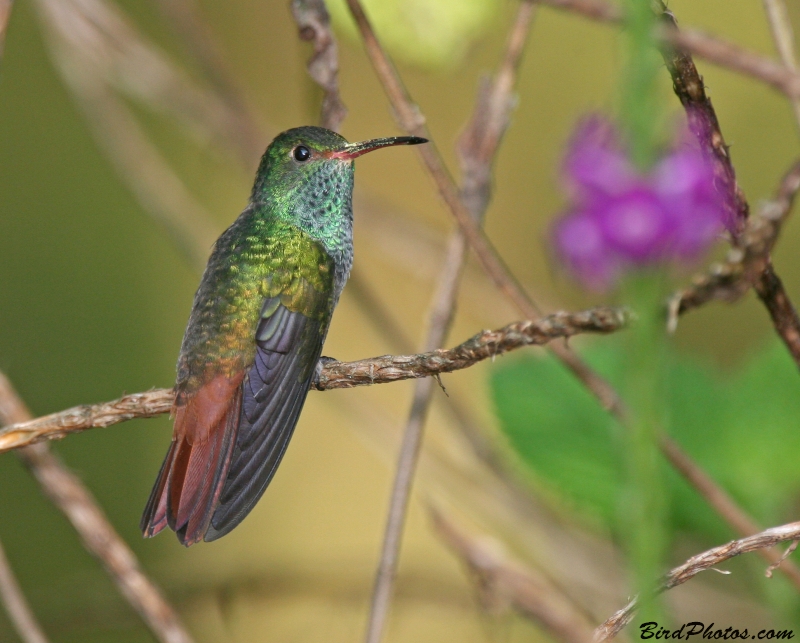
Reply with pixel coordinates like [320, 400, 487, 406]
[203, 297, 326, 541]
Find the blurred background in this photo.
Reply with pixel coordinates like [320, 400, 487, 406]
[1, 0, 799, 641]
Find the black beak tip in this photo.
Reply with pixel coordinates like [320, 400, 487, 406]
[407, 137, 428, 145]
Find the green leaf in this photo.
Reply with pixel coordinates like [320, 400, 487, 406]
[491, 338, 800, 545]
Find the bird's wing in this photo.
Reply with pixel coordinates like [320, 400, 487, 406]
[141, 239, 335, 546]
[203, 281, 332, 541]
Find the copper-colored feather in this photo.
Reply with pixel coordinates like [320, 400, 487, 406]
[141, 373, 243, 546]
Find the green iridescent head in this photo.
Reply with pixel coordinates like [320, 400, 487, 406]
[251, 126, 426, 206]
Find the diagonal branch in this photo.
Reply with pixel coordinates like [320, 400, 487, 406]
[0, 308, 629, 455]
[0, 537, 50, 643]
[658, 9, 748, 231]
[0, 372, 195, 643]
[595, 521, 800, 642]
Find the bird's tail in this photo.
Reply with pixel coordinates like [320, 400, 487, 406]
[140, 374, 243, 546]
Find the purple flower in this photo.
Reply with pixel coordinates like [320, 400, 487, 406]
[553, 116, 728, 291]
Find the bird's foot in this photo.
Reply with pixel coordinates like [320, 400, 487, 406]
[312, 356, 337, 390]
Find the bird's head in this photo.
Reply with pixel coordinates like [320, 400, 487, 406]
[251, 126, 426, 218]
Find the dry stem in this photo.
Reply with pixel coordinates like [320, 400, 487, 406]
[595, 522, 800, 642]
[0, 308, 628, 455]
[0, 372, 195, 643]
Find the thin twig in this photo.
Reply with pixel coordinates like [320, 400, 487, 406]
[0, 308, 629, 455]
[360, 4, 538, 641]
[753, 263, 800, 366]
[291, 0, 347, 131]
[595, 521, 800, 642]
[765, 540, 799, 578]
[762, 0, 800, 132]
[0, 372, 195, 643]
[431, 508, 596, 643]
[0, 537, 50, 643]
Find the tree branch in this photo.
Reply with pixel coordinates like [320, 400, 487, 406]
[595, 521, 800, 642]
[658, 7, 749, 232]
[0, 372, 195, 643]
[318, 308, 629, 389]
[0, 537, 50, 643]
[0, 308, 629, 455]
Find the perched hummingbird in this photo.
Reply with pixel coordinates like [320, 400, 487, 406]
[141, 126, 426, 545]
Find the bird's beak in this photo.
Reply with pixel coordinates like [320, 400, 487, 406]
[329, 136, 428, 160]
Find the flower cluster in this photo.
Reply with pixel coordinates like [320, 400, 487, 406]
[553, 116, 730, 291]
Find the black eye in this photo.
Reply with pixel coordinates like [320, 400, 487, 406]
[293, 145, 311, 162]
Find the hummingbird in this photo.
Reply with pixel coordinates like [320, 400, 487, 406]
[141, 126, 427, 546]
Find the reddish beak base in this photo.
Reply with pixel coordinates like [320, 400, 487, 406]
[328, 136, 428, 160]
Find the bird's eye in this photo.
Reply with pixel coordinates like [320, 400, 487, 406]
[293, 145, 311, 162]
